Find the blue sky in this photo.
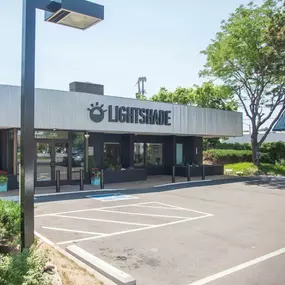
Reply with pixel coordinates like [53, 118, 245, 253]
[0, 0, 264, 99]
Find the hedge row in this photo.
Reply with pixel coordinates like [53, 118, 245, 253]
[204, 149, 272, 164]
[207, 141, 285, 164]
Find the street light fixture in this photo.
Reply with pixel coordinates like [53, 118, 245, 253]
[45, 0, 104, 30]
[20, 0, 104, 249]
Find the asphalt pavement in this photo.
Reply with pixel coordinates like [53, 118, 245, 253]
[35, 178, 285, 285]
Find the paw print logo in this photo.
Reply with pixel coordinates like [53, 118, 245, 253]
[87, 103, 107, 123]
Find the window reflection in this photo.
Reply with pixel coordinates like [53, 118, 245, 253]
[104, 143, 121, 170]
[134, 143, 144, 166]
[71, 132, 84, 180]
[146, 143, 163, 166]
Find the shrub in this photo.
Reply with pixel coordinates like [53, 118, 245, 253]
[204, 149, 252, 164]
[0, 200, 20, 245]
[208, 142, 252, 151]
[0, 243, 50, 285]
[260, 142, 285, 163]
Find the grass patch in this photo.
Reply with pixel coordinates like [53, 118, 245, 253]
[224, 162, 285, 176]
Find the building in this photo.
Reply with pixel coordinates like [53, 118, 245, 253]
[226, 132, 285, 144]
[273, 111, 285, 132]
[0, 83, 242, 189]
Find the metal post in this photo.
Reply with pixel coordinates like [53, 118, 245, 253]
[56, 170, 60, 192]
[187, 164, 191, 181]
[202, 165, 206, 180]
[80, 169, 84, 191]
[172, 166, 175, 183]
[20, 0, 36, 250]
[100, 169, 104, 189]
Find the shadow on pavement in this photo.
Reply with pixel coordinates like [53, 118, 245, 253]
[245, 176, 285, 190]
[34, 177, 255, 204]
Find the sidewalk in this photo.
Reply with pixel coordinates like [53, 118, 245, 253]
[0, 175, 234, 198]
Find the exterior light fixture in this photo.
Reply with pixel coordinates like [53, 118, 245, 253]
[45, 0, 104, 30]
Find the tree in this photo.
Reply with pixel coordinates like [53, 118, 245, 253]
[201, 0, 285, 164]
[136, 93, 147, 100]
[151, 82, 238, 148]
[151, 82, 237, 110]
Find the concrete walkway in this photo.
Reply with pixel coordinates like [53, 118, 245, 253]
[0, 175, 233, 198]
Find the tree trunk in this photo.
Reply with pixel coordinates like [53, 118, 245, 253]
[251, 133, 259, 166]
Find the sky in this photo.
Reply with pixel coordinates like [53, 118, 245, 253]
[0, 0, 267, 128]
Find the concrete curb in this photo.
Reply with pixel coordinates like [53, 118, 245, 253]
[35, 232, 117, 285]
[66, 244, 136, 285]
[1, 176, 257, 203]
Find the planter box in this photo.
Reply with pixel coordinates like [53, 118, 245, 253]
[104, 169, 147, 184]
[175, 165, 224, 177]
[0, 182, 7, 192]
[8, 175, 18, 190]
[91, 177, 100, 186]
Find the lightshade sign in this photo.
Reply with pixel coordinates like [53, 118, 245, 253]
[88, 103, 171, 126]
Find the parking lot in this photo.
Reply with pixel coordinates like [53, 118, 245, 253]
[35, 178, 285, 285]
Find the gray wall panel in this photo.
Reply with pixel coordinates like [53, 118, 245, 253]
[0, 85, 242, 137]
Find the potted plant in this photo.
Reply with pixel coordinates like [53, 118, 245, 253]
[91, 168, 101, 186]
[0, 171, 8, 192]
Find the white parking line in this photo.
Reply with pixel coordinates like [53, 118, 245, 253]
[188, 246, 285, 285]
[135, 205, 184, 210]
[42, 226, 105, 236]
[52, 214, 154, 227]
[57, 214, 213, 245]
[35, 201, 157, 218]
[155, 202, 213, 216]
[97, 209, 192, 219]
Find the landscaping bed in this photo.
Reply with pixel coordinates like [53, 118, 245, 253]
[0, 200, 104, 285]
[224, 162, 285, 176]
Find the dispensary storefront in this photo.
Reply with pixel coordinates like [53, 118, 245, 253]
[0, 83, 243, 189]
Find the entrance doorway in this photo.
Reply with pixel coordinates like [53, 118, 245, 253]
[36, 141, 70, 186]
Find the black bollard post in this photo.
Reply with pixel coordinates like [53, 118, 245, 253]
[172, 166, 175, 183]
[202, 165, 206, 180]
[187, 164, 191, 181]
[80, 169, 84, 191]
[56, 170, 60, 193]
[100, 169, 104, 189]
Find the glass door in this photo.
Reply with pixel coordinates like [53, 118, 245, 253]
[36, 142, 52, 184]
[54, 142, 69, 183]
[36, 141, 70, 186]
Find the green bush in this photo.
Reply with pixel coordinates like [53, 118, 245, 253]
[260, 142, 285, 163]
[204, 149, 253, 164]
[204, 149, 273, 164]
[0, 200, 20, 245]
[208, 142, 252, 151]
[260, 152, 273, 164]
[0, 244, 50, 285]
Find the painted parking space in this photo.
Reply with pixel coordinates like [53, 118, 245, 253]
[36, 201, 213, 245]
[35, 180, 285, 285]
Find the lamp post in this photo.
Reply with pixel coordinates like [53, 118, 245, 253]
[20, 0, 104, 249]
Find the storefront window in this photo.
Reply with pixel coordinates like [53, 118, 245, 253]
[146, 143, 163, 165]
[134, 143, 144, 166]
[35, 130, 68, 139]
[104, 143, 121, 170]
[176, 143, 183, 165]
[71, 132, 84, 180]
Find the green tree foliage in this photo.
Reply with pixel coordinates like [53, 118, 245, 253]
[135, 93, 147, 100]
[151, 82, 238, 148]
[201, 0, 285, 165]
[151, 82, 237, 111]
